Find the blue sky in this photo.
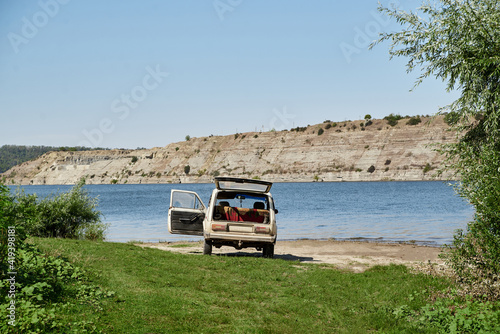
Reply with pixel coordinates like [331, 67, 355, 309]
[0, 0, 458, 149]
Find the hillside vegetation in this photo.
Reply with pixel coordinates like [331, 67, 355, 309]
[0, 145, 111, 173]
[2, 115, 456, 185]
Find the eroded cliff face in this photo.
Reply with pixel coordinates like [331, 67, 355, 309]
[2, 116, 456, 185]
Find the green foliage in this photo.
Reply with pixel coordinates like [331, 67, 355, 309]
[374, 0, 500, 299]
[10, 178, 107, 240]
[407, 116, 422, 125]
[444, 112, 460, 126]
[0, 145, 56, 173]
[394, 293, 500, 333]
[367, 165, 376, 173]
[185, 135, 190, 141]
[1, 182, 26, 271]
[290, 126, 307, 132]
[0, 243, 114, 333]
[384, 113, 403, 126]
[423, 163, 433, 174]
[317, 128, 324, 135]
[131, 156, 138, 163]
[0, 145, 110, 173]
[184, 165, 190, 175]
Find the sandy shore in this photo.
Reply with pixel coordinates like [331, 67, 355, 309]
[138, 239, 447, 273]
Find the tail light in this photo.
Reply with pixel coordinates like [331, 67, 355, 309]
[211, 223, 227, 231]
[255, 226, 269, 233]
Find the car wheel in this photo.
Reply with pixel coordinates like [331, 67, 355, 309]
[263, 245, 274, 258]
[203, 240, 212, 255]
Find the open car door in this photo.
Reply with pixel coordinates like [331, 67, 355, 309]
[168, 190, 206, 236]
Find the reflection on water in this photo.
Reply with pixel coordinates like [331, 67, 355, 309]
[13, 181, 473, 245]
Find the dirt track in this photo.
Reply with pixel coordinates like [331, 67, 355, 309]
[138, 239, 446, 273]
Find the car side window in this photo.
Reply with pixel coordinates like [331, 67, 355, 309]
[172, 192, 204, 210]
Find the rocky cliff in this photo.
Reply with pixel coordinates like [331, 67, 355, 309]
[2, 116, 456, 185]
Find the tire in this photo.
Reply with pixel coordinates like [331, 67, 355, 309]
[263, 244, 274, 259]
[203, 240, 212, 255]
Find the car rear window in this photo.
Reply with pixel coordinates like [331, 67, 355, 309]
[216, 192, 269, 210]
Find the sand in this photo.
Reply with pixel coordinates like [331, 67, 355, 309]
[138, 239, 447, 273]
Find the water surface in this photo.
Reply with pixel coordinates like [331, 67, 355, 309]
[12, 181, 473, 245]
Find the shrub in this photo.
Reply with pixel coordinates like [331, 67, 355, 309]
[13, 178, 107, 240]
[325, 123, 332, 130]
[423, 163, 432, 174]
[318, 128, 324, 135]
[131, 156, 138, 163]
[367, 165, 376, 173]
[0, 243, 114, 333]
[384, 113, 403, 126]
[184, 165, 190, 175]
[407, 116, 422, 125]
[444, 111, 460, 125]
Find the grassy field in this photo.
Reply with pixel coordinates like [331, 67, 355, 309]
[31, 238, 452, 333]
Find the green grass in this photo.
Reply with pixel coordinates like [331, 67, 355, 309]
[168, 243, 198, 248]
[31, 238, 452, 333]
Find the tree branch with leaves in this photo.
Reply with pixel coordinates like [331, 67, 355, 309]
[372, 0, 500, 298]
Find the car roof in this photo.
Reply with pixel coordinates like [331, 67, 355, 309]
[214, 177, 273, 193]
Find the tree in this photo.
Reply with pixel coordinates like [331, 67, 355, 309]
[373, 0, 500, 296]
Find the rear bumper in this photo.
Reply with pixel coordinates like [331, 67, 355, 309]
[205, 232, 276, 248]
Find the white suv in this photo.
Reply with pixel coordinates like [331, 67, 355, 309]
[168, 177, 278, 258]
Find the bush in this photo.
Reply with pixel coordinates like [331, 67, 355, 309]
[384, 113, 403, 126]
[0, 179, 113, 332]
[184, 165, 190, 175]
[395, 294, 500, 333]
[0, 243, 114, 333]
[444, 111, 460, 126]
[367, 165, 376, 173]
[1, 182, 27, 272]
[131, 156, 138, 163]
[423, 163, 432, 174]
[13, 178, 106, 240]
[407, 116, 422, 125]
[318, 128, 324, 135]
